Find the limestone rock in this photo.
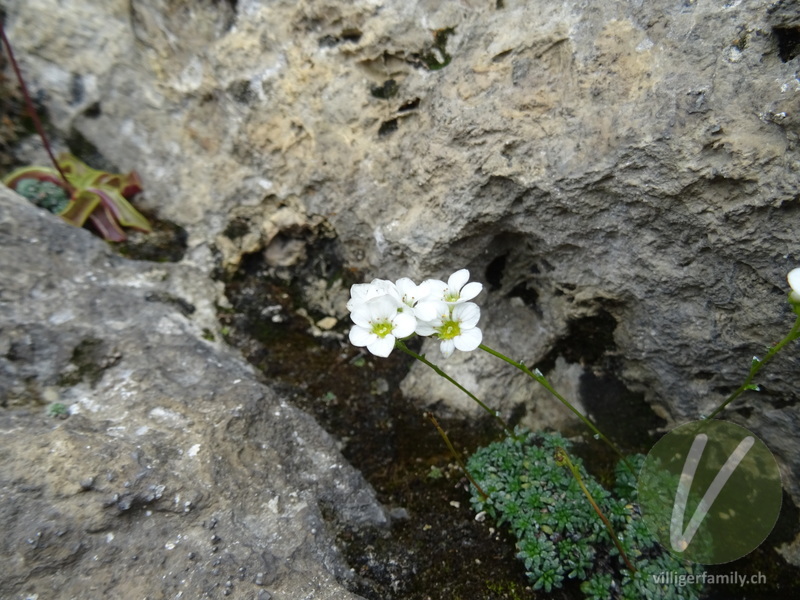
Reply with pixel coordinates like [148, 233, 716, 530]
[0, 187, 383, 599]
[3, 0, 800, 503]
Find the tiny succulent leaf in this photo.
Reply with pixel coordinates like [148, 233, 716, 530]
[60, 189, 101, 227]
[3, 153, 150, 241]
[87, 200, 128, 242]
[2, 165, 68, 189]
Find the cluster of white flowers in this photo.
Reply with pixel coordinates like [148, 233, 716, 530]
[347, 269, 483, 358]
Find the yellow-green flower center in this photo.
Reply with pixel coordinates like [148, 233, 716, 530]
[372, 321, 394, 338]
[444, 291, 460, 302]
[439, 320, 461, 340]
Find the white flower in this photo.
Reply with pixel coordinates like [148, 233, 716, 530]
[788, 268, 800, 303]
[416, 301, 483, 358]
[395, 277, 431, 310]
[416, 269, 483, 321]
[348, 295, 416, 357]
[442, 269, 484, 303]
[346, 279, 399, 312]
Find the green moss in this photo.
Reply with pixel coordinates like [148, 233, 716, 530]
[422, 27, 455, 70]
[47, 402, 69, 418]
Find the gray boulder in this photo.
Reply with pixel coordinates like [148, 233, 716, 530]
[0, 187, 384, 599]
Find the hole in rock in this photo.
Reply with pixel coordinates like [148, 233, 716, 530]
[538, 310, 618, 373]
[378, 118, 398, 136]
[340, 28, 363, 44]
[579, 369, 665, 453]
[398, 98, 420, 112]
[508, 280, 539, 310]
[774, 27, 800, 62]
[370, 79, 398, 100]
[84, 102, 101, 118]
[318, 29, 362, 47]
[484, 254, 507, 290]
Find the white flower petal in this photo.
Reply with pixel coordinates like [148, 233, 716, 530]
[415, 300, 448, 323]
[349, 283, 376, 301]
[349, 304, 373, 329]
[392, 312, 417, 338]
[439, 339, 455, 358]
[420, 279, 448, 301]
[368, 278, 397, 293]
[415, 280, 432, 299]
[459, 281, 483, 302]
[368, 335, 395, 357]
[349, 326, 376, 347]
[367, 295, 401, 321]
[415, 321, 438, 336]
[454, 327, 482, 351]
[395, 277, 417, 294]
[396, 277, 429, 307]
[453, 302, 481, 328]
[348, 281, 394, 311]
[789, 268, 800, 294]
[448, 269, 470, 292]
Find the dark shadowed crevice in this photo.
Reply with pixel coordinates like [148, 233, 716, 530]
[774, 27, 800, 62]
[537, 310, 618, 374]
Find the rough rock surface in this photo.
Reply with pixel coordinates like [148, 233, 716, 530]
[3, 0, 800, 553]
[0, 187, 385, 599]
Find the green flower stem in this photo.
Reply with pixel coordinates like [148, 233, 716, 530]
[706, 313, 800, 420]
[556, 447, 636, 574]
[425, 412, 488, 500]
[478, 343, 633, 473]
[394, 340, 513, 437]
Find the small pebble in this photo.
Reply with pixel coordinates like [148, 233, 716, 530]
[316, 316, 337, 330]
[388, 507, 409, 521]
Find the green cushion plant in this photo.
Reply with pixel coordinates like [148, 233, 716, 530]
[467, 430, 705, 599]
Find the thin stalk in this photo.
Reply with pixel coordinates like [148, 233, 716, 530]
[425, 411, 487, 501]
[395, 339, 513, 438]
[479, 343, 633, 473]
[706, 314, 800, 420]
[556, 447, 636, 574]
[0, 22, 73, 191]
